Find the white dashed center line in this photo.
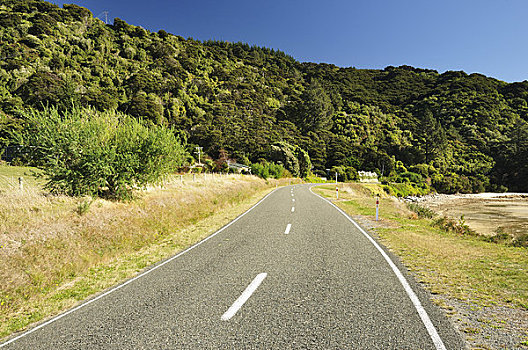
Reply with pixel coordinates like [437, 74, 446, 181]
[221, 273, 267, 321]
[284, 223, 292, 234]
[291, 207, 295, 212]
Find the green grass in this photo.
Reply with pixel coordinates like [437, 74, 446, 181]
[314, 183, 528, 310]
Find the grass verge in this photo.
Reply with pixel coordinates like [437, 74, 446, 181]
[314, 183, 527, 308]
[314, 183, 528, 348]
[0, 166, 287, 339]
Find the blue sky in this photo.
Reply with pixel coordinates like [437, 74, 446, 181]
[51, 0, 527, 82]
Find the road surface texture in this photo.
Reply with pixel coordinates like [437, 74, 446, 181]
[2, 184, 465, 349]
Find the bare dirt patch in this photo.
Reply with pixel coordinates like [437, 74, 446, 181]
[418, 193, 528, 238]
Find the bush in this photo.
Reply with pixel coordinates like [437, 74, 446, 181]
[15, 106, 187, 199]
[383, 182, 430, 197]
[63, 4, 93, 21]
[396, 171, 423, 184]
[251, 161, 284, 179]
[433, 216, 476, 236]
[486, 230, 528, 248]
[432, 173, 485, 194]
[406, 202, 436, 219]
[330, 165, 358, 182]
[304, 175, 326, 183]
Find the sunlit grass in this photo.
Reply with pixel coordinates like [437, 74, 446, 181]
[314, 183, 528, 309]
[0, 167, 283, 339]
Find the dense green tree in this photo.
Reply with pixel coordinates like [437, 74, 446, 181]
[15, 72, 71, 109]
[293, 80, 334, 133]
[416, 110, 447, 163]
[0, 0, 527, 192]
[125, 92, 164, 123]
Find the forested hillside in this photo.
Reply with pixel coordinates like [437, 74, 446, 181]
[1, 0, 528, 193]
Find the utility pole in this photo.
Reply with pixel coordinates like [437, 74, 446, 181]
[194, 146, 203, 166]
[97, 11, 109, 24]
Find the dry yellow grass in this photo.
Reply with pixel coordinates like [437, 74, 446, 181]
[0, 171, 284, 338]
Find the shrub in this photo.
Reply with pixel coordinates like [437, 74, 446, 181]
[15, 106, 187, 199]
[406, 202, 436, 219]
[63, 4, 92, 21]
[383, 182, 430, 197]
[433, 215, 476, 236]
[251, 161, 284, 179]
[267, 162, 285, 179]
[486, 230, 528, 248]
[330, 165, 358, 182]
[396, 171, 423, 184]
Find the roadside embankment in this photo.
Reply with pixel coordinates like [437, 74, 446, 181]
[314, 183, 528, 349]
[0, 167, 290, 339]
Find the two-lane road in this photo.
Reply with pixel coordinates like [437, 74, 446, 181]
[2, 184, 464, 349]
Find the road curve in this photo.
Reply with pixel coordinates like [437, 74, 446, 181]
[2, 184, 464, 349]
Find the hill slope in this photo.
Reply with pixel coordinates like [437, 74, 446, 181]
[1, 0, 527, 192]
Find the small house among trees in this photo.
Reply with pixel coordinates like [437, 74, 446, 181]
[227, 160, 251, 174]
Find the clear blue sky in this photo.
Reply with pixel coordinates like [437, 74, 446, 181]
[51, 0, 527, 82]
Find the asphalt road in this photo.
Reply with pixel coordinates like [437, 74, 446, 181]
[2, 184, 465, 349]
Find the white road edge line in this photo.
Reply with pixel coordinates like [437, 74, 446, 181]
[0, 188, 280, 348]
[284, 223, 292, 234]
[309, 186, 447, 350]
[221, 273, 267, 321]
[291, 207, 295, 213]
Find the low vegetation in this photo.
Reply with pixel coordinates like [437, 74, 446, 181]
[405, 202, 436, 219]
[0, 165, 282, 339]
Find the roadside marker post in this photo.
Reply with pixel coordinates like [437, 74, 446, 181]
[376, 196, 379, 221]
[18, 177, 23, 190]
[336, 186, 339, 200]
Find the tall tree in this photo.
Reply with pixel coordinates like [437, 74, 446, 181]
[416, 110, 447, 163]
[296, 80, 334, 133]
